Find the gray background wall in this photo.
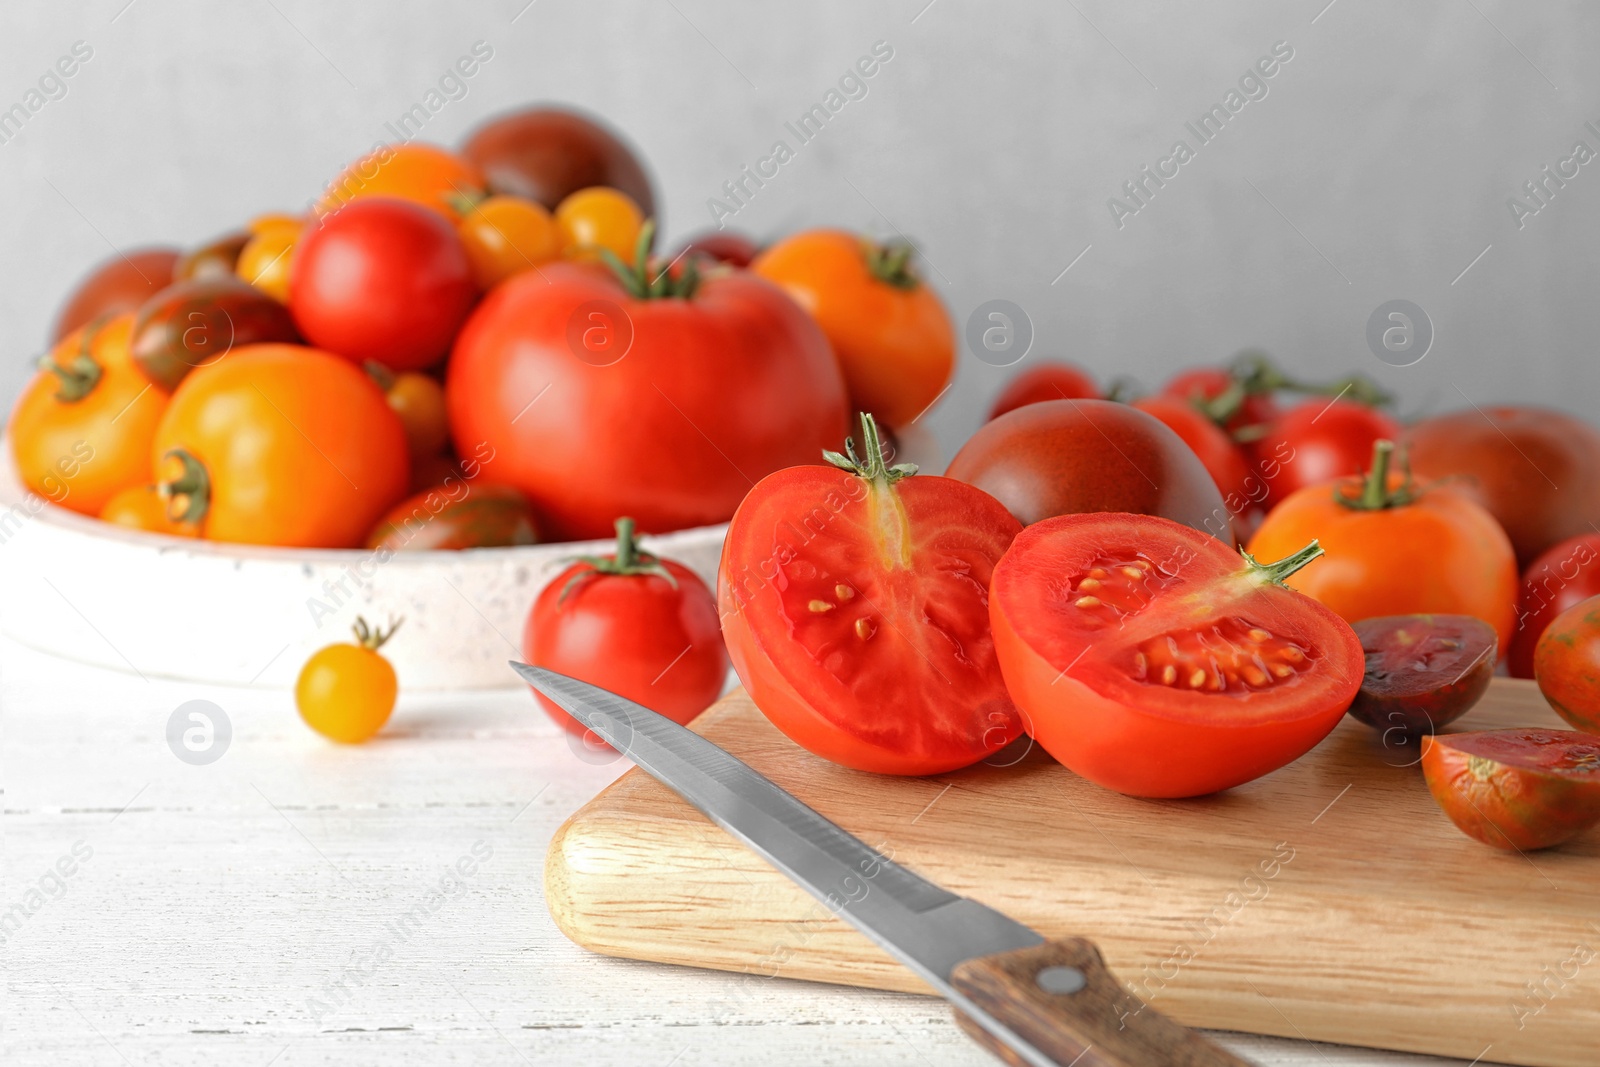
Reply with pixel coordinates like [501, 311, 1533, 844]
[2, 0, 1596, 453]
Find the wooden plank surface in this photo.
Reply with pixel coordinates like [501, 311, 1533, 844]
[547, 678, 1600, 1067]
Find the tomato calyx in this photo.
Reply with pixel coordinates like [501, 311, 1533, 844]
[860, 239, 921, 291]
[158, 448, 211, 525]
[1187, 351, 1394, 439]
[822, 411, 918, 485]
[351, 614, 402, 651]
[1332, 438, 1422, 511]
[598, 220, 702, 301]
[1238, 538, 1326, 587]
[40, 319, 106, 403]
[560, 516, 679, 601]
[362, 359, 397, 393]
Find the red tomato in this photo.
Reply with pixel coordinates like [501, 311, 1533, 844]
[1257, 400, 1402, 507]
[1162, 365, 1279, 437]
[290, 198, 476, 371]
[1131, 395, 1252, 506]
[719, 415, 1023, 775]
[988, 362, 1100, 420]
[525, 518, 726, 745]
[1421, 729, 1600, 850]
[1534, 593, 1600, 732]
[990, 513, 1364, 797]
[1511, 534, 1600, 679]
[447, 254, 847, 541]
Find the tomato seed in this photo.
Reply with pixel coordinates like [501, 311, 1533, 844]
[1075, 596, 1102, 609]
[1248, 628, 1271, 643]
[1078, 577, 1102, 591]
[835, 584, 855, 601]
[808, 599, 834, 613]
[854, 617, 875, 640]
[1162, 665, 1177, 685]
[1188, 669, 1206, 688]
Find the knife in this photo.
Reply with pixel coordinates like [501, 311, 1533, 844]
[515, 662, 1251, 1067]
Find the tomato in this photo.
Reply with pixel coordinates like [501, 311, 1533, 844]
[1347, 615, 1496, 737]
[457, 195, 560, 288]
[129, 276, 300, 390]
[554, 186, 643, 263]
[752, 230, 952, 429]
[236, 216, 301, 303]
[316, 142, 484, 222]
[367, 483, 538, 551]
[1162, 364, 1279, 438]
[365, 363, 449, 460]
[1534, 593, 1600, 732]
[296, 617, 402, 743]
[176, 231, 250, 281]
[991, 513, 1362, 797]
[153, 344, 408, 548]
[945, 399, 1232, 541]
[1421, 729, 1600, 850]
[52, 248, 179, 342]
[462, 106, 656, 217]
[1510, 534, 1600, 678]
[527, 517, 725, 744]
[290, 198, 477, 372]
[675, 231, 760, 268]
[1247, 441, 1517, 652]
[719, 415, 1022, 775]
[8, 315, 169, 516]
[1256, 399, 1402, 507]
[99, 483, 199, 538]
[988, 362, 1100, 420]
[446, 241, 848, 541]
[1131, 395, 1252, 506]
[1407, 406, 1600, 567]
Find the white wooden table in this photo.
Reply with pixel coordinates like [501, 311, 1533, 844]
[1, 635, 1476, 1066]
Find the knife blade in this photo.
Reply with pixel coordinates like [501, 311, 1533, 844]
[516, 662, 1250, 1067]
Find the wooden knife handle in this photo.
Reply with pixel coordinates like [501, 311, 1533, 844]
[949, 937, 1251, 1067]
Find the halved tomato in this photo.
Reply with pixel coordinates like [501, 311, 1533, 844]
[990, 513, 1363, 797]
[1421, 729, 1600, 850]
[719, 415, 1022, 775]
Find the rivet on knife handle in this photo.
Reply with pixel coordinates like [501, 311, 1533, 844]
[949, 937, 1251, 1067]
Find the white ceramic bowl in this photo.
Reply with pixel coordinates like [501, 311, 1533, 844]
[0, 446, 727, 691]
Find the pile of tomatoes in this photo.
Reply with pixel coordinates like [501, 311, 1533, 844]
[10, 104, 961, 553]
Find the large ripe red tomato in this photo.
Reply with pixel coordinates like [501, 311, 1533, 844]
[290, 198, 477, 371]
[526, 518, 726, 745]
[945, 399, 1232, 542]
[1406, 406, 1600, 567]
[987, 362, 1100, 420]
[1421, 729, 1600, 851]
[719, 416, 1022, 775]
[990, 513, 1364, 797]
[1510, 534, 1600, 679]
[447, 252, 847, 541]
[1257, 399, 1402, 507]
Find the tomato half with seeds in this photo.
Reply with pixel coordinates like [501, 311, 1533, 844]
[991, 513, 1363, 797]
[1347, 614, 1496, 738]
[719, 415, 1023, 775]
[1421, 729, 1600, 850]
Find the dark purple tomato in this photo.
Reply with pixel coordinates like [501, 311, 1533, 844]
[1347, 614, 1496, 738]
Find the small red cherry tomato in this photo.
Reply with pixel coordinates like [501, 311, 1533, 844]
[988, 362, 1100, 420]
[525, 518, 726, 746]
[1510, 533, 1600, 679]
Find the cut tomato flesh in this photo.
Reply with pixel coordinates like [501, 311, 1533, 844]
[720, 467, 1023, 775]
[1436, 729, 1600, 776]
[991, 513, 1364, 796]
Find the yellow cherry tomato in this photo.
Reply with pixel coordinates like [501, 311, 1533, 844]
[236, 221, 300, 303]
[555, 186, 643, 263]
[384, 369, 450, 459]
[295, 617, 401, 743]
[458, 195, 560, 289]
[100, 483, 199, 538]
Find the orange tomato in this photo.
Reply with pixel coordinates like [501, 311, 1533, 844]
[374, 366, 449, 459]
[8, 314, 169, 516]
[458, 195, 560, 288]
[753, 229, 953, 429]
[152, 344, 409, 547]
[296, 617, 400, 743]
[554, 186, 643, 263]
[99, 484, 199, 538]
[236, 215, 302, 302]
[1246, 441, 1517, 653]
[316, 142, 485, 222]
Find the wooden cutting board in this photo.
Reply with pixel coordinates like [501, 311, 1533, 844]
[546, 678, 1600, 1067]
